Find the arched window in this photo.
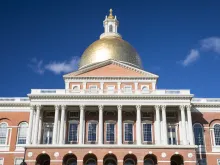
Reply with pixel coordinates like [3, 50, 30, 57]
[214, 124, 220, 145]
[124, 159, 135, 165]
[86, 159, 96, 165]
[0, 122, 8, 144]
[109, 25, 113, 32]
[17, 122, 28, 144]
[193, 123, 204, 145]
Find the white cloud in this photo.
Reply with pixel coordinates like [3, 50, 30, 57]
[28, 57, 79, 75]
[45, 57, 79, 74]
[28, 58, 45, 75]
[200, 37, 220, 54]
[182, 49, 200, 66]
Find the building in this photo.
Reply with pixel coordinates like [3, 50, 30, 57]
[0, 9, 220, 165]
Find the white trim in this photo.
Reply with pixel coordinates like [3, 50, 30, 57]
[184, 161, 196, 163]
[16, 122, 28, 145]
[87, 121, 98, 143]
[89, 85, 98, 93]
[158, 160, 170, 162]
[68, 120, 79, 143]
[141, 122, 153, 143]
[123, 121, 134, 143]
[0, 157, 4, 165]
[105, 122, 116, 143]
[14, 157, 23, 165]
[123, 85, 132, 94]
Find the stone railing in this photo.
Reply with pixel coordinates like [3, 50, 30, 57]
[30, 89, 191, 95]
[0, 97, 29, 103]
[192, 98, 220, 103]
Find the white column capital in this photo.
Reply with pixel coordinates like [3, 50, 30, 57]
[154, 105, 160, 111]
[161, 105, 166, 110]
[80, 105, 85, 111]
[117, 105, 122, 110]
[136, 105, 141, 110]
[186, 105, 192, 111]
[98, 105, 104, 111]
[61, 105, 66, 110]
[54, 105, 60, 110]
[179, 105, 185, 111]
[36, 104, 41, 110]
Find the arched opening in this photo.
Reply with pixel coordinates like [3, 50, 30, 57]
[83, 154, 97, 165]
[36, 154, 50, 165]
[170, 155, 184, 165]
[144, 154, 157, 165]
[63, 153, 77, 165]
[123, 154, 137, 165]
[193, 123, 204, 145]
[103, 154, 117, 165]
[109, 25, 113, 32]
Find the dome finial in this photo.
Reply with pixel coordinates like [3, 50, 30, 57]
[108, 8, 114, 19]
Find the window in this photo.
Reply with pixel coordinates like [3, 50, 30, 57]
[124, 123, 133, 142]
[197, 159, 207, 165]
[88, 123, 97, 142]
[17, 122, 28, 144]
[0, 123, 8, 145]
[168, 125, 177, 145]
[107, 86, 115, 94]
[89, 85, 98, 93]
[214, 124, 220, 145]
[124, 159, 135, 165]
[193, 123, 204, 145]
[124, 85, 132, 93]
[42, 123, 53, 144]
[14, 158, 23, 165]
[86, 159, 96, 165]
[72, 85, 80, 92]
[109, 25, 113, 32]
[106, 123, 115, 142]
[69, 111, 79, 119]
[68, 122, 78, 143]
[0, 158, 3, 165]
[141, 85, 149, 93]
[142, 123, 152, 142]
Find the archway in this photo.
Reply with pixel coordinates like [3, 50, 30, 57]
[63, 153, 77, 165]
[170, 155, 184, 165]
[103, 154, 117, 165]
[144, 154, 157, 165]
[36, 154, 50, 165]
[123, 154, 137, 165]
[83, 154, 97, 165]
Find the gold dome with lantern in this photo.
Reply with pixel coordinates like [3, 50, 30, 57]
[79, 9, 142, 69]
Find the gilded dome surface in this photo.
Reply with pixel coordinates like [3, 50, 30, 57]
[79, 36, 142, 69]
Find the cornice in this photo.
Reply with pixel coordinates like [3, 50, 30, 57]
[28, 94, 193, 100]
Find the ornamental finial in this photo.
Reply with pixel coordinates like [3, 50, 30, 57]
[108, 8, 114, 19]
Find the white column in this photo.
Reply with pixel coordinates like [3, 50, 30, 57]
[161, 105, 168, 145]
[180, 105, 187, 145]
[59, 105, 66, 144]
[186, 105, 194, 145]
[100, 82, 104, 94]
[52, 105, 60, 144]
[27, 106, 34, 144]
[134, 82, 138, 94]
[136, 105, 141, 145]
[117, 82, 121, 94]
[155, 105, 161, 145]
[33, 105, 41, 145]
[83, 82, 86, 94]
[37, 110, 43, 144]
[117, 105, 122, 145]
[98, 105, 104, 145]
[79, 105, 85, 144]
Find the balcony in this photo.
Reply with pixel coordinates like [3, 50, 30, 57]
[30, 89, 191, 96]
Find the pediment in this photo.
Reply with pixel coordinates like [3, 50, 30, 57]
[63, 60, 158, 78]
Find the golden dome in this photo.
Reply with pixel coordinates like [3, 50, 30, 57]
[79, 36, 142, 69]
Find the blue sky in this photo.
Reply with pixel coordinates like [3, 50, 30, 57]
[0, 0, 220, 97]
